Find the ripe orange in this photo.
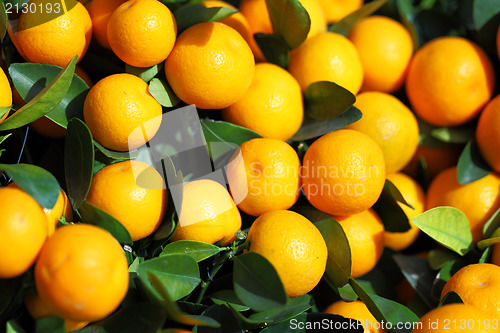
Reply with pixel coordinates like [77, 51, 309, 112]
[11, 0, 92, 67]
[222, 63, 303, 141]
[247, 210, 327, 297]
[86, 160, 167, 241]
[107, 0, 177, 67]
[426, 166, 500, 244]
[412, 303, 497, 332]
[165, 22, 255, 110]
[170, 179, 241, 246]
[348, 15, 413, 93]
[0, 67, 12, 124]
[0, 186, 48, 278]
[383, 173, 424, 251]
[83, 73, 162, 151]
[324, 300, 384, 333]
[226, 138, 301, 216]
[86, 0, 128, 49]
[477, 95, 500, 173]
[335, 209, 385, 278]
[35, 223, 129, 322]
[317, 0, 363, 23]
[43, 188, 73, 236]
[440, 263, 500, 318]
[406, 37, 495, 127]
[301, 129, 386, 216]
[403, 144, 462, 180]
[288, 32, 364, 94]
[346, 91, 419, 174]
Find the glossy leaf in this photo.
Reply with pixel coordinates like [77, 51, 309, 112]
[174, 4, 237, 33]
[149, 78, 180, 107]
[483, 207, 500, 238]
[329, 0, 387, 35]
[473, 0, 500, 30]
[247, 294, 311, 323]
[396, 0, 420, 49]
[79, 201, 133, 245]
[373, 180, 411, 233]
[0, 106, 10, 120]
[6, 321, 26, 333]
[456, 141, 491, 185]
[196, 304, 241, 333]
[265, 0, 310, 49]
[200, 119, 263, 146]
[428, 248, 459, 271]
[260, 312, 308, 333]
[161, 240, 221, 262]
[64, 118, 94, 209]
[210, 290, 251, 312]
[233, 252, 288, 312]
[411, 207, 473, 255]
[439, 291, 463, 307]
[95, 302, 166, 333]
[93, 140, 138, 160]
[431, 126, 475, 144]
[291, 106, 362, 141]
[477, 236, 500, 251]
[304, 81, 355, 120]
[0, 3, 7, 42]
[431, 261, 463, 299]
[34, 317, 65, 333]
[0, 163, 59, 209]
[126, 63, 161, 83]
[254, 33, 290, 68]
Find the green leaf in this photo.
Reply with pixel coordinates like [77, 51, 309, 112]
[0, 106, 9, 120]
[304, 81, 355, 121]
[201, 119, 263, 146]
[247, 294, 311, 323]
[233, 252, 288, 312]
[0, 163, 59, 209]
[78, 201, 133, 245]
[254, 33, 290, 68]
[473, 0, 500, 30]
[148, 78, 180, 107]
[457, 141, 491, 185]
[6, 320, 26, 333]
[161, 240, 221, 262]
[396, 0, 421, 49]
[34, 317, 65, 333]
[428, 248, 460, 271]
[329, 0, 387, 35]
[483, 207, 500, 238]
[174, 4, 237, 33]
[126, 63, 161, 83]
[291, 106, 362, 141]
[349, 278, 419, 333]
[195, 304, 241, 333]
[138, 254, 201, 301]
[477, 236, 500, 251]
[260, 312, 308, 333]
[0, 3, 7, 42]
[1, 56, 79, 131]
[439, 291, 463, 307]
[64, 118, 94, 209]
[412, 207, 473, 255]
[95, 302, 166, 333]
[93, 140, 138, 160]
[265, 0, 310, 49]
[431, 260, 463, 299]
[0, 133, 11, 146]
[372, 180, 412, 233]
[431, 126, 475, 144]
[479, 246, 492, 263]
[210, 290, 251, 312]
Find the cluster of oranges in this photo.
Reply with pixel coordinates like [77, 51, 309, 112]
[0, 0, 500, 332]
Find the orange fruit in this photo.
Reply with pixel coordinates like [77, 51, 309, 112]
[440, 263, 500, 318]
[0, 186, 48, 278]
[0, 67, 12, 124]
[403, 144, 462, 180]
[477, 95, 500, 173]
[317, 0, 363, 23]
[11, 0, 92, 67]
[247, 210, 327, 297]
[222, 62, 303, 141]
[170, 179, 242, 246]
[383, 173, 424, 251]
[426, 166, 500, 244]
[35, 223, 129, 322]
[86, 0, 128, 49]
[165, 22, 255, 110]
[406, 36, 495, 127]
[43, 188, 73, 236]
[83, 73, 162, 151]
[346, 91, 419, 174]
[86, 160, 167, 241]
[301, 129, 386, 216]
[226, 138, 301, 216]
[288, 32, 364, 94]
[335, 209, 385, 278]
[107, 0, 177, 67]
[324, 300, 385, 333]
[412, 303, 498, 332]
[200, 0, 264, 62]
[348, 15, 414, 93]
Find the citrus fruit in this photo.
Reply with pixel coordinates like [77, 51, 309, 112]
[288, 31, 364, 94]
[83, 73, 162, 151]
[11, 0, 92, 67]
[165, 22, 255, 110]
[346, 91, 419, 174]
[477, 95, 500, 173]
[324, 300, 384, 333]
[222, 62, 303, 141]
[406, 36, 495, 127]
[247, 210, 328, 297]
[0, 67, 12, 124]
[301, 129, 386, 216]
[107, 0, 177, 67]
[403, 144, 462, 180]
[86, 0, 128, 49]
[0, 186, 48, 278]
[34, 223, 129, 322]
[383, 173, 424, 251]
[348, 15, 413, 93]
[335, 209, 385, 278]
[226, 138, 301, 216]
[317, 0, 363, 23]
[426, 167, 500, 244]
[440, 263, 500, 318]
[43, 188, 73, 236]
[412, 303, 498, 332]
[170, 179, 241, 246]
[86, 160, 167, 241]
